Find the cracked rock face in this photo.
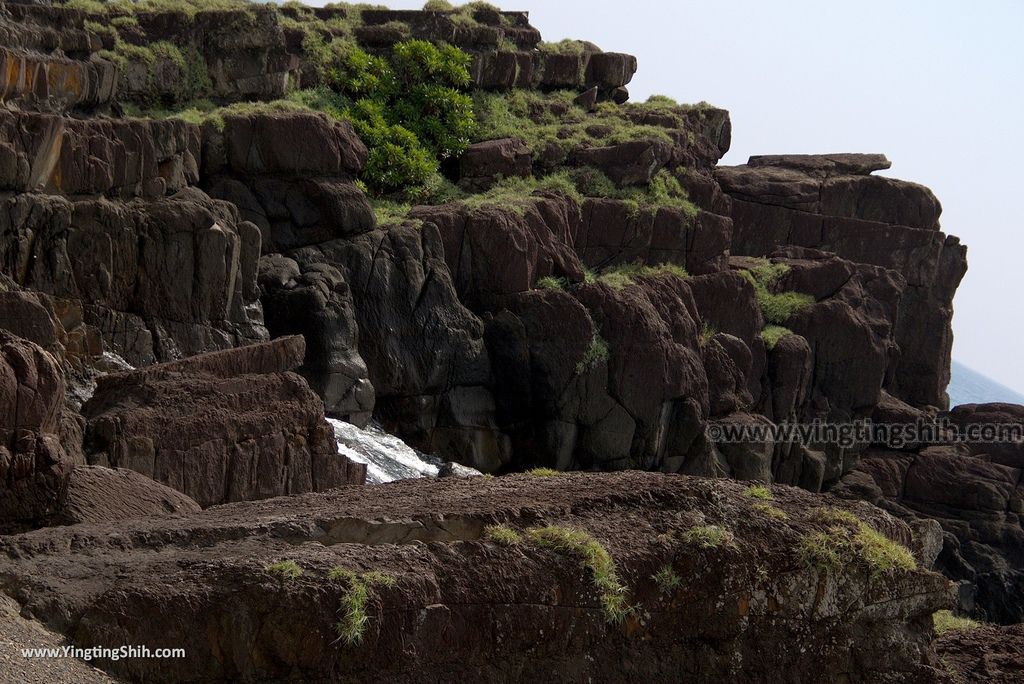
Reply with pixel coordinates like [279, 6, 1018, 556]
[0, 472, 952, 683]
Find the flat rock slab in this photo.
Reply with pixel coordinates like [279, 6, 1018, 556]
[0, 472, 952, 683]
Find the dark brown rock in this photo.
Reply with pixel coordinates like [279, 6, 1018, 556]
[0, 473, 953, 683]
[81, 337, 365, 506]
[458, 138, 532, 192]
[0, 331, 71, 530]
[56, 465, 201, 525]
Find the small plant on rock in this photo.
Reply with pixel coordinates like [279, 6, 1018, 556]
[266, 560, 304, 580]
[743, 485, 773, 501]
[575, 334, 610, 375]
[329, 568, 396, 646]
[681, 525, 734, 550]
[799, 507, 916, 576]
[933, 610, 982, 635]
[484, 524, 523, 546]
[652, 565, 681, 594]
[526, 467, 562, 477]
[536, 276, 569, 291]
[527, 526, 630, 624]
[753, 502, 789, 520]
[760, 325, 793, 350]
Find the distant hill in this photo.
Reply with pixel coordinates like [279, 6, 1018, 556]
[948, 360, 1024, 407]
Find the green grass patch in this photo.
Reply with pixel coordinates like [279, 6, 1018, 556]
[527, 526, 630, 624]
[329, 567, 396, 645]
[743, 485, 773, 501]
[595, 260, 688, 290]
[739, 259, 814, 325]
[575, 333, 609, 375]
[933, 610, 982, 635]
[536, 276, 569, 291]
[483, 524, 523, 545]
[526, 467, 562, 477]
[799, 508, 916, 576]
[699, 323, 716, 345]
[681, 525, 734, 549]
[760, 325, 793, 350]
[457, 172, 583, 214]
[753, 502, 789, 520]
[266, 560, 304, 579]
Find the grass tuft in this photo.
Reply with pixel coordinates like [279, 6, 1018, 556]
[799, 508, 916, 576]
[652, 564, 681, 594]
[527, 526, 630, 624]
[575, 333, 609, 375]
[526, 467, 562, 477]
[740, 259, 814, 325]
[760, 325, 794, 350]
[266, 560, 304, 580]
[743, 485, 773, 501]
[933, 610, 982, 635]
[682, 525, 734, 549]
[536, 276, 569, 291]
[483, 524, 523, 545]
[329, 568, 395, 645]
[753, 502, 789, 520]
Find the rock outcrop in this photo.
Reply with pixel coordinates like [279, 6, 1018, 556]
[0, 473, 952, 683]
[82, 336, 366, 507]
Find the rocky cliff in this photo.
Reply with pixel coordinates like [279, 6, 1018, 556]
[0, 0, 1017, 681]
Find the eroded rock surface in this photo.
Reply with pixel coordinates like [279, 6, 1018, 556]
[0, 473, 951, 683]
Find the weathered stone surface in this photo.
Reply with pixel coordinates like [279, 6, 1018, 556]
[209, 112, 367, 179]
[570, 138, 672, 186]
[412, 195, 584, 310]
[716, 154, 966, 409]
[0, 473, 952, 683]
[0, 109, 200, 197]
[81, 336, 366, 507]
[258, 254, 374, 425]
[57, 465, 201, 526]
[0, 331, 71, 530]
[935, 623, 1024, 683]
[458, 138, 532, 192]
[1, 188, 266, 366]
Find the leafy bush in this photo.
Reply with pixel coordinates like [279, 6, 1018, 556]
[301, 38, 475, 192]
[423, 0, 454, 9]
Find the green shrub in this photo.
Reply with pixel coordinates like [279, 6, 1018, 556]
[423, 0, 454, 9]
[266, 560, 304, 579]
[575, 334, 609, 375]
[527, 526, 630, 624]
[298, 38, 475, 192]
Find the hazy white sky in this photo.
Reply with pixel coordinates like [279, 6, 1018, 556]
[348, 0, 1024, 392]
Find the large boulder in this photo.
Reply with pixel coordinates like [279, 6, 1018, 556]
[81, 336, 365, 507]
